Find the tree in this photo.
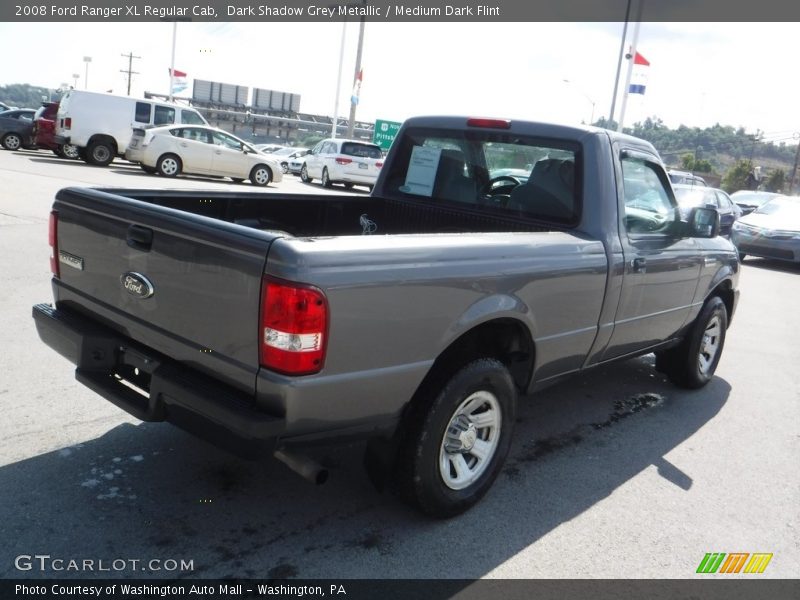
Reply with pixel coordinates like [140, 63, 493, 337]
[680, 153, 695, 170]
[764, 169, 786, 193]
[721, 160, 753, 193]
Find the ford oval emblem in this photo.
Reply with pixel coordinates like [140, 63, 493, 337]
[120, 272, 155, 299]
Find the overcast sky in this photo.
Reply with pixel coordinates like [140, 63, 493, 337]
[1, 21, 798, 146]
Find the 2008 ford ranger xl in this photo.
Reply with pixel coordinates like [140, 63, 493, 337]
[33, 116, 739, 517]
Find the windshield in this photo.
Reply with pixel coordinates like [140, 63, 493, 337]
[755, 197, 800, 217]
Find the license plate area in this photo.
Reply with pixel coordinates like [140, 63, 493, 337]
[358, 162, 368, 169]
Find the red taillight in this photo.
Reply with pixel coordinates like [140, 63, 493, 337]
[375, 161, 383, 169]
[467, 117, 511, 129]
[49, 210, 59, 278]
[260, 278, 328, 375]
[64, 117, 71, 130]
[335, 156, 352, 165]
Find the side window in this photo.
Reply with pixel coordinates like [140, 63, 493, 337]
[715, 191, 731, 209]
[621, 157, 677, 235]
[153, 105, 176, 126]
[180, 110, 206, 125]
[134, 102, 151, 123]
[211, 132, 242, 150]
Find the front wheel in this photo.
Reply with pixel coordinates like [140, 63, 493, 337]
[393, 358, 516, 517]
[250, 164, 272, 186]
[300, 164, 312, 183]
[61, 144, 80, 160]
[656, 296, 728, 389]
[2, 133, 22, 151]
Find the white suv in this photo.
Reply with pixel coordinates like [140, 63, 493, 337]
[300, 138, 383, 190]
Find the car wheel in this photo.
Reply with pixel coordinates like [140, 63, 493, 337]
[250, 164, 272, 187]
[656, 296, 727, 389]
[53, 148, 62, 157]
[321, 167, 332, 188]
[281, 162, 289, 174]
[61, 144, 80, 160]
[392, 358, 516, 517]
[2, 133, 22, 151]
[300, 164, 312, 183]
[87, 140, 114, 166]
[140, 164, 157, 174]
[157, 154, 182, 177]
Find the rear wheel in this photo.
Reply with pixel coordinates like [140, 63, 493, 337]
[2, 133, 22, 151]
[87, 140, 114, 166]
[393, 358, 516, 517]
[157, 154, 182, 177]
[61, 144, 79, 160]
[321, 167, 332, 188]
[656, 296, 727, 389]
[300, 164, 312, 183]
[250, 164, 272, 186]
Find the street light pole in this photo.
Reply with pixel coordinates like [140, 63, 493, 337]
[331, 19, 347, 138]
[345, 0, 367, 139]
[72, 74, 80, 88]
[83, 56, 92, 90]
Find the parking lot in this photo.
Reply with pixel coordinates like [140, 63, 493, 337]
[0, 147, 798, 580]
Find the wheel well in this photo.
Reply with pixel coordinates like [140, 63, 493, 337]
[87, 135, 117, 155]
[419, 319, 535, 396]
[711, 280, 735, 325]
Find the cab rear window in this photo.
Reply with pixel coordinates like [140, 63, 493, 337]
[341, 142, 382, 159]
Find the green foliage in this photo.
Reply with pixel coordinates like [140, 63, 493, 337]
[721, 160, 753, 193]
[298, 134, 326, 148]
[680, 153, 695, 170]
[693, 159, 713, 173]
[764, 169, 786, 193]
[0, 83, 60, 109]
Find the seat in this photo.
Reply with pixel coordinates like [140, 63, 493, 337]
[432, 149, 478, 204]
[508, 158, 576, 221]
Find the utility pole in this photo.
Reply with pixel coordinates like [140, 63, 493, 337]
[120, 52, 141, 96]
[345, 0, 367, 139]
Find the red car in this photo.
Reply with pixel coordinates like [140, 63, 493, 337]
[33, 102, 79, 159]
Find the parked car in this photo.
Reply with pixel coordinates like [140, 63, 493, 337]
[0, 108, 37, 150]
[0, 101, 18, 112]
[266, 147, 309, 174]
[33, 102, 79, 159]
[668, 169, 707, 187]
[55, 89, 208, 166]
[287, 154, 306, 176]
[125, 124, 283, 186]
[731, 195, 800, 262]
[672, 184, 742, 236]
[301, 138, 383, 190]
[730, 190, 782, 215]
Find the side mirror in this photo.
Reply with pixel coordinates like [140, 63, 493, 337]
[688, 206, 720, 238]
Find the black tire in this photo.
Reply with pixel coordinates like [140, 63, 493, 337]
[393, 358, 517, 518]
[280, 162, 289, 174]
[250, 164, 272, 187]
[321, 167, 332, 188]
[656, 296, 728, 389]
[2, 133, 22, 151]
[77, 147, 88, 162]
[87, 140, 114, 166]
[300, 164, 312, 183]
[53, 148, 62, 157]
[157, 154, 182, 177]
[139, 164, 157, 174]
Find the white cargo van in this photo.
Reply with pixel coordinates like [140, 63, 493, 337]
[55, 90, 208, 166]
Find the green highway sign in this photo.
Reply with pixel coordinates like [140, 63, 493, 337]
[373, 119, 402, 151]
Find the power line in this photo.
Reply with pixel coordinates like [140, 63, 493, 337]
[120, 52, 141, 96]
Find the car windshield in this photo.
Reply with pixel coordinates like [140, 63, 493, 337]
[341, 142, 382, 159]
[755, 197, 800, 217]
[673, 187, 716, 207]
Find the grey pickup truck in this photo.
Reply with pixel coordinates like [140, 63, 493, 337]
[33, 116, 739, 517]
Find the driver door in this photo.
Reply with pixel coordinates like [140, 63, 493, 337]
[602, 150, 703, 360]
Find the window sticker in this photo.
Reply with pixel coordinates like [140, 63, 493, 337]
[400, 145, 442, 197]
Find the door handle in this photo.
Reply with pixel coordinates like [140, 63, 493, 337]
[631, 257, 647, 273]
[127, 224, 153, 251]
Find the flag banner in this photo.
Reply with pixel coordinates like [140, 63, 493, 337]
[629, 50, 649, 95]
[169, 68, 188, 94]
[351, 68, 363, 105]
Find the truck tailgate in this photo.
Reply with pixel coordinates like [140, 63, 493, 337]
[50, 187, 277, 397]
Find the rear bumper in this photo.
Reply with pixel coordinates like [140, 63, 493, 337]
[32, 303, 285, 458]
